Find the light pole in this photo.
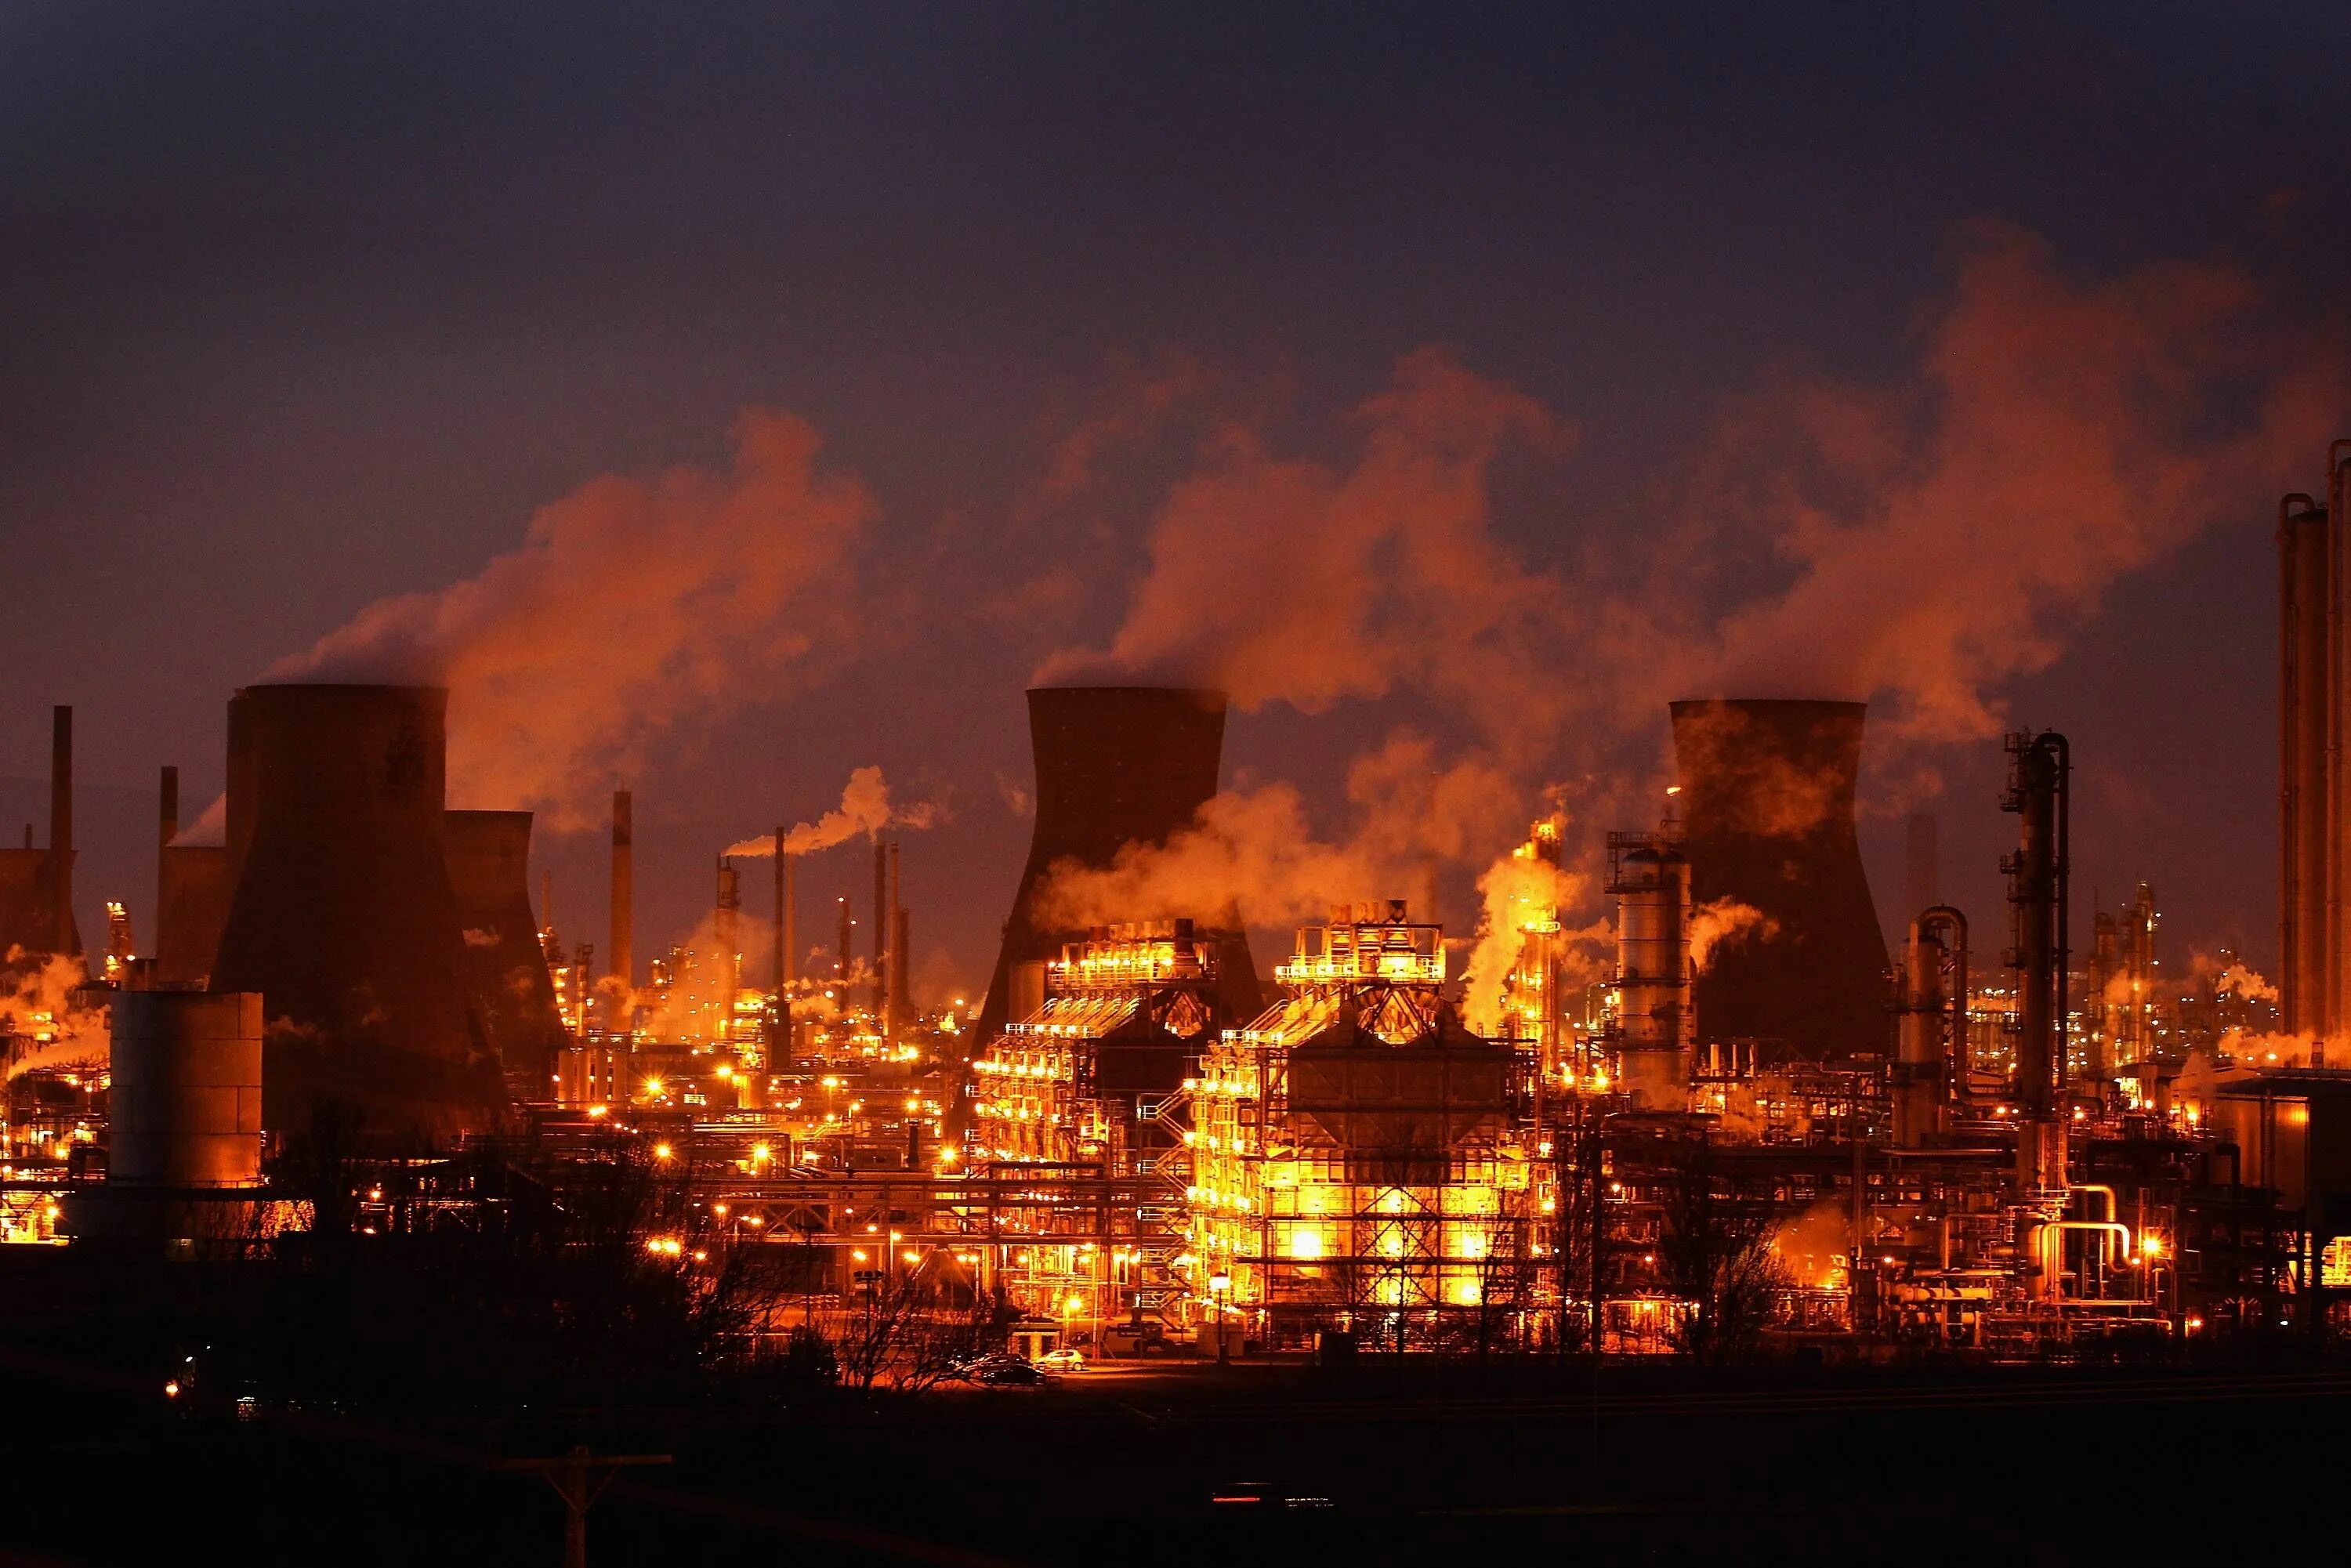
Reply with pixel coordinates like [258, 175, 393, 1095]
[1209, 1272, 1232, 1363]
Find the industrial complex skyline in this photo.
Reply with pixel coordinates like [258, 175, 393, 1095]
[4, 10, 2349, 1559]
[5, 6, 2343, 995]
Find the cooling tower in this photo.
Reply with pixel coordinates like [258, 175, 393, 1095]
[209, 683, 502, 1135]
[153, 764, 231, 985]
[975, 686, 1264, 1050]
[1669, 698, 1891, 1062]
[444, 809, 566, 1099]
[154, 846, 231, 984]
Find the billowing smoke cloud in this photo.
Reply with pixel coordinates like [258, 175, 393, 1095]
[1458, 842, 1598, 1036]
[724, 766, 941, 859]
[2216, 962, 2279, 1005]
[1689, 899, 1777, 972]
[1035, 733, 1518, 932]
[0, 952, 108, 1078]
[267, 410, 873, 828]
[1646, 224, 2342, 740]
[1035, 347, 1574, 759]
[1028, 229, 2342, 1000]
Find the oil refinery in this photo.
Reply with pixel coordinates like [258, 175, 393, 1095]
[0, 445, 2347, 1386]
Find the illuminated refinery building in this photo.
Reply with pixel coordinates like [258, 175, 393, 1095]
[1186, 904, 1541, 1348]
[972, 922, 1221, 1170]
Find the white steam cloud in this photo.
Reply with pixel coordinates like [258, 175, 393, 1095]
[724, 766, 941, 859]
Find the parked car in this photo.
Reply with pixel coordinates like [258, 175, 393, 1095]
[976, 1360, 1047, 1386]
[1035, 1349, 1086, 1374]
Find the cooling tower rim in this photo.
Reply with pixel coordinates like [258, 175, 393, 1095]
[1669, 697, 1868, 717]
[237, 681, 451, 698]
[1026, 683, 1229, 704]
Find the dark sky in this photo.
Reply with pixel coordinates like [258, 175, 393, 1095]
[3, 3, 2345, 999]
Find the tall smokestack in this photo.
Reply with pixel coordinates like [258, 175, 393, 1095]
[49, 704, 74, 957]
[872, 836, 889, 1020]
[835, 894, 852, 987]
[715, 856, 741, 1027]
[2278, 448, 2350, 1058]
[781, 827, 799, 987]
[975, 686, 1264, 1051]
[209, 683, 501, 1135]
[782, 847, 797, 987]
[2004, 730, 2070, 1194]
[1668, 699, 1889, 1062]
[610, 789, 634, 991]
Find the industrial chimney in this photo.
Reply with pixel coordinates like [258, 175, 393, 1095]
[1668, 699, 1891, 1063]
[0, 706, 82, 968]
[445, 809, 567, 1099]
[2279, 444, 2351, 1059]
[609, 789, 634, 995]
[2004, 730, 2070, 1193]
[975, 686, 1264, 1052]
[208, 684, 502, 1136]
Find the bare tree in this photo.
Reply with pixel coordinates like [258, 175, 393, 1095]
[1656, 1136, 1787, 1367]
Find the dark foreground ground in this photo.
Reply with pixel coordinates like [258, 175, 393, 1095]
[4, 1350, 2341, 1566]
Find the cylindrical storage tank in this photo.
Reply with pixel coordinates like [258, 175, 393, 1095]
[1614, 846, 1690, 1110]
[445, 809, 566, 1099]
[974, 687, 1263, 1054]
[1893, 924, 1947, 1149]
[1669, 699, 1890, 1062]
[210, 684, 501, 1137]
[108, 990, 263, 1186]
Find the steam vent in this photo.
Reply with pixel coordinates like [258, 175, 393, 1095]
[208, 684, 503, 1136]
[444, 809, 566, 1099]
[1669, 697, 1891, 1061]
[975, 686, 1264, 1052]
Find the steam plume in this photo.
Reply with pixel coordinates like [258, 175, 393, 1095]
[1689, 899, 1776, 972]
[268, 410, 873, 828]
[725, 766, 940, 859]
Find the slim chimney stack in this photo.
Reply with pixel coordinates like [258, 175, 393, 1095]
[872, 836, 889, 1020]
[610, 789, 634, 991]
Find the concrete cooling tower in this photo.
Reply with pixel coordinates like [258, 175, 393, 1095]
[208, 683, 503, 1137]
[1669, 698, 1892, 1063]
[975, 686, 1264, 1050]
[444, 809, 566, 1099]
